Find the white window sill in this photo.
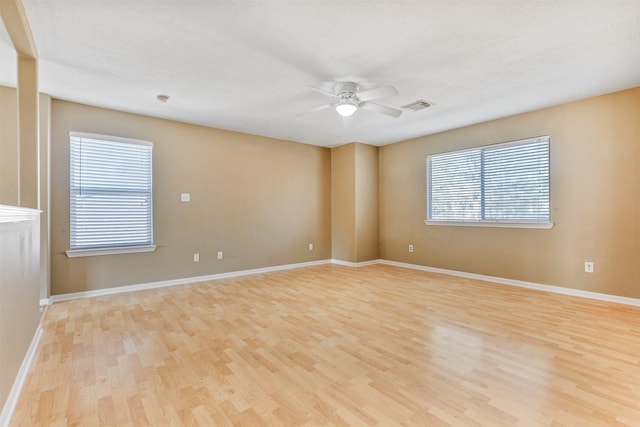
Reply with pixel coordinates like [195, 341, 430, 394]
[66, 245, 157, 258]
[425, 220, 554, 229]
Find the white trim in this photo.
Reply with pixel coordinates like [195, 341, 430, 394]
[49, 259, 334, 303]
[69, 133, 154, 253]
[65, 245, 157, 258]
[0, 205, 41, 224]
[0, 325, 43, 427]
[426, 135, 551, 227]
[330, 259, 381, 268]
[69, 131, 153, 147]
[45, 257, 640, 308]
[380, 260, 640, 307]
[424, 220, 554, 229]
[39, 298, 51, 307]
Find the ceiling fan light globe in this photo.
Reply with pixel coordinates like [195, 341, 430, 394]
[336, 102, 358, 117]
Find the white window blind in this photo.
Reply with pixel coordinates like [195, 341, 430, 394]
[70, 132, 153, 251]
[427, 136, 550, 225]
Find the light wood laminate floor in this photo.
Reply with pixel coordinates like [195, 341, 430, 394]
[11, 264, 640, 426]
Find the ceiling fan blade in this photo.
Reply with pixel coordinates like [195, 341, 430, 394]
[357, 85, 398, 102]
[296, 103, 334, 117]
[360, 102, 403, 118]
[310, 85, 337, 98]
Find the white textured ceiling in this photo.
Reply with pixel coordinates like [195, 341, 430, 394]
[5, 0, 640, 147]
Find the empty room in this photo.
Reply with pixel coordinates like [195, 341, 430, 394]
[1, 1, 639, 426]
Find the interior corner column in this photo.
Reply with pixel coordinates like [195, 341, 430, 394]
[330, 142, 380, 264]
[331, 143, 357, 263]
[17, 55, 39, 209]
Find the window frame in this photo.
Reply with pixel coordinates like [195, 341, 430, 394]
[426, 136, 553, 229]
[65, 132, 156, 258]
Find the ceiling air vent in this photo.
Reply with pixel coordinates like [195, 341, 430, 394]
[401, 100, 432, 111]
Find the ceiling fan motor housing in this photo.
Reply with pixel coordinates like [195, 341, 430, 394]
[303, 81, 402, 118]
[335, 82, 360, 102]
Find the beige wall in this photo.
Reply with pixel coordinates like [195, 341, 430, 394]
[380, 87, 640, 298]
[0, 65, 39, 210]
[331, 143, 356, 262]
[1, 85, 52, 299]
[331, 142, 380, 263]
[38, 93, 50, 299]
[355, 143, 379, 262]
[50, 101, 331, 295]
[0, 4, 43, 414]
[0, 85, 19, 206]
[16, 56, 39, 209]
[9, 85, 640, 300]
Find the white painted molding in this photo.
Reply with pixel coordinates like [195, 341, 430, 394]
[45, 257, 639, 308]
[380, 259, 640, 307]
[330, 259, 381, 268]
[49, 259, 334, 303]
[65, 245, 156, 258]
[0, 325, 43, 427]
[0, 205, 40, 223]
[424, 220, 554, 229]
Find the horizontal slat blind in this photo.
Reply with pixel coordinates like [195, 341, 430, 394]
[70, 133, 153, 250]
[427, 136, 550, 223]
[483, 140, 549, 221]
[428, 150, 481, 221]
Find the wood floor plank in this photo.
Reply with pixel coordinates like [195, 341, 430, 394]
[10, 264, 640, 426]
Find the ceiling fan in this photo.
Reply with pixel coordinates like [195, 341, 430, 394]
[303, 82, 403, 118]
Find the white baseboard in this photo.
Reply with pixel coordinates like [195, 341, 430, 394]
[330, 259, 381, 268]
[49, 259, 334, 303]
[45, 257, 640, 308]
[379, 259, 640, 307]
[0, 324, 43, 427]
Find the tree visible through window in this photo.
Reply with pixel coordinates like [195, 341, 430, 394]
[69, 132, 153, 251]
[427, 136, 550, 225]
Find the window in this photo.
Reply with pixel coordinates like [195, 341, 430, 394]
[66, 132, 155, 257]
[427, 136, 551, 228]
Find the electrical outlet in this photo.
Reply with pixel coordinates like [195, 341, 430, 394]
[217, 251, 223, 260]
[584, 261, 594, 273]
[408, 244, 414, 253]
[181, 193, 190, 202]
[308, 243, 314, 251]
[193, 253, 199, 262]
